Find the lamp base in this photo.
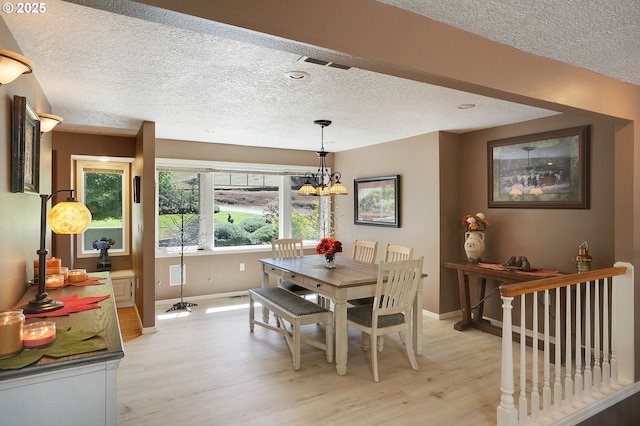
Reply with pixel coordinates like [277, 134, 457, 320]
[23, 298, 64, 315]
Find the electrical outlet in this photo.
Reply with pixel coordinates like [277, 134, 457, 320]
[240, 263, 245, 271]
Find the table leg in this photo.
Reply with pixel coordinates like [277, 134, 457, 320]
[477, 276, 487, 321]
[454, 270, 472, 331]
[334, 298, 348, 375]
[413, 279, 423, 353]
[261, 270, 270, 323]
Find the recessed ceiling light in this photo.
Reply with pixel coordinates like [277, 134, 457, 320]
[458, 103, 476, 109]
[284, 71, 310, 80]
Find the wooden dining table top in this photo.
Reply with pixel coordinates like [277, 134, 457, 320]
[258, 255, 382, 287]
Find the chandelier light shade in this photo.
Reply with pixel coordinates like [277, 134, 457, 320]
[0, 48, 34, 85]
[298, 119, 348, 197]
[38, 113, 64, 133]
[24, 190, 92, 314]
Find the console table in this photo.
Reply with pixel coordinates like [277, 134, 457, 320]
[0, 272, 124, 426]
[444, 261, 564, 336]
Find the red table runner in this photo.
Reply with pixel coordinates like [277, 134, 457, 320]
[478, 262, 564, 278]
[15, 294, 111, 319]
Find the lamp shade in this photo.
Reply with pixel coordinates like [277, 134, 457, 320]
[329, 181, 348, 195]
[47, 200, 92, 234]
[38, 113, 63, 133]
[0, 49, 34, 85]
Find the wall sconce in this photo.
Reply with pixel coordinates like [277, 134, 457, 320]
[24, 190, 92, 314]
[37, 113, 63, 133]
[0, 48, 34, 85]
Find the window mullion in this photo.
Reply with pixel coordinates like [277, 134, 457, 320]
[280, 175, 291, 238]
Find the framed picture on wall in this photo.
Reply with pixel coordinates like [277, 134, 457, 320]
[354, 175, 400, 227]
[11, 95, 41, 193]
[488, 126, 589, 209]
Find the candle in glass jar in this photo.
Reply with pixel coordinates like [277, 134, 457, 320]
[0, 310, 24, 359]
[68, 269, 87, 282]
[45, 274, 65, 289]
[33, 257, 62, 277]
[23, 321, 56, 349]
[60, 267, 69, 281]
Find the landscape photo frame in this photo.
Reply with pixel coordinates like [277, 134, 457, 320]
[488, 126, 589, 209]
[354, 175, 400, 227]
[11, 95, 41, 193]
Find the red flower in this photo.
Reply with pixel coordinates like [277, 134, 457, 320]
[316, 238, 343, 255]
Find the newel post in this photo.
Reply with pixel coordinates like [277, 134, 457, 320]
[497, 295, 518, 426]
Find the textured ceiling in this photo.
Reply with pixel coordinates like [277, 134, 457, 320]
[2, 0, 638, 152]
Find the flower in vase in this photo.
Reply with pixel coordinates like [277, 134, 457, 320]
[461, 212, 489, 232]
[92, 237, 115, 250]
[316, 237, 343, 255]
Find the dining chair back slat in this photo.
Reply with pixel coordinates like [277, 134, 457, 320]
[272, 238, 304, 258]
[384, 244, 414, 262]
[352, 240, 378, 263]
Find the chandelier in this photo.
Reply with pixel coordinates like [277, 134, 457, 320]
[298, 120, 348, 196]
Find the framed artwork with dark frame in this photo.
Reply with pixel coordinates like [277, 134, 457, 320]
[488, 126, 589, 209]
[11, 95, 41, 193]
[354, 175, 400, 227]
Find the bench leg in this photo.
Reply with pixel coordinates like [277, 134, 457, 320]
[293, 320, 301, 371]
[249, 294, 255, 332]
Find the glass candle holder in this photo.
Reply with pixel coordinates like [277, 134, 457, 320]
[68, 269, 87, 283]
[60, 266, 69, 281]
[33, 257, 61, 278]
[0, 310, 24, 358]
[23, 321, 56, 349]
[45, 274, 65, 289]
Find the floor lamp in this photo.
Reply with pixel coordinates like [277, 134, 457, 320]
[24, 189, 92, 315]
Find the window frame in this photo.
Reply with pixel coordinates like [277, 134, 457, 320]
[73, 155, 133, 258]
[155, 158, 330, 255]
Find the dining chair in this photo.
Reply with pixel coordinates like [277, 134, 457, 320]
[351, 240, 378, 263]
[271, 238, 315, 298]
[384, 244, 414, 262]
[348, 243, 413, 307]
[347, 256, 424, 382]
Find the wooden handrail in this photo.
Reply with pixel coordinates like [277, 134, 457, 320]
[499, 266, 627, 297]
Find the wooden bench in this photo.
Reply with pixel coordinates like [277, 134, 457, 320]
[249, 287, 334, 370]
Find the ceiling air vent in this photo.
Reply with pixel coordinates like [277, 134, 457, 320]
[298, 56, 351, 70]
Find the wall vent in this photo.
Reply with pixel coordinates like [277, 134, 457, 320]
[169, 264, 186, 286]
[298, 56, 351, 70]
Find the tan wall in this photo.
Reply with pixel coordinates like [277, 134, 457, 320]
[0, 21, 51, 309]
[153, 138, 321, 300]
[456, 114, 616, 320]
[51, 131, 136, 272]
[332, 132, 442, 313]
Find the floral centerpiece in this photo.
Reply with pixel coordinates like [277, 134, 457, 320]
[316, 237, 342, 269]
[93, 237, 115, 271]
[461, 212, 489, 232]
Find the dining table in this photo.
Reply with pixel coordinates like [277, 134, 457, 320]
[258, 255, 425, 376]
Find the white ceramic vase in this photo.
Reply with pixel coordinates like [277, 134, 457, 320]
[464, 231, 485, 263]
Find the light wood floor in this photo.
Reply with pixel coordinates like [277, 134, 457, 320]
[116, 296, 503, 425]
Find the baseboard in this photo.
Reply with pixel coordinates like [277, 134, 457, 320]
[155, 290, 248, 306]
[423, 309, 461, 320]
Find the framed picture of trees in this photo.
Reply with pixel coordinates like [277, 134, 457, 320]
[354, 175, 400, 227]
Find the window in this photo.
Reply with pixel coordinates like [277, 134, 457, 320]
[75, 159, 131, 257]
[156, 160, 330, 252]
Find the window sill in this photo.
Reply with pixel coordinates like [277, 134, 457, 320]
[155, 242, 317, 258]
